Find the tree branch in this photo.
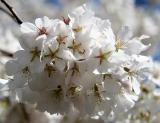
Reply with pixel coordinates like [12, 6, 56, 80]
[0, 7, 18, 23]
[0, 0, 23, 24]
[0, 6, 13, 17]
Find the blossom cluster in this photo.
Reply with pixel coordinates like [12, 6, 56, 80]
[6, 4, 152, 119]
[113, 65, 160, 123]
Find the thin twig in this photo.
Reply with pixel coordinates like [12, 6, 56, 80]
[0, 7, 18, 23]
[0, 6, 13, 17]
[0, 0, 23, 24]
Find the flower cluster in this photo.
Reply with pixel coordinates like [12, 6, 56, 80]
[6, 4, 152, 118]
[97, 62, 160, 123]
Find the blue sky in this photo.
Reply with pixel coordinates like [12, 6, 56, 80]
[47, 0, 160, 6]
[135, 0, 149, 6]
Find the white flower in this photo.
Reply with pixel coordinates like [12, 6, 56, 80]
[115, 26, 151, 55]
[67, 4, 99, 60]
[113, 55, 152, 95]
[115, 82, 160, 123]
[88, 44, 115, 73]
[6, 38, 45, 74]
[93, 18, 115, 48]
[53, 20, 74, 47]
[21, 16, 58, 41]
[69, 4, 95, 36]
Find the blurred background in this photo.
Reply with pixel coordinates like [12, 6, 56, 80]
[0, 0, 160, 79]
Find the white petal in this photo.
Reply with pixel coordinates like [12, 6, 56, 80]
[114, 93, 135, 113]
[9, 74, 27, 89]
[43, 16, 51, 28]
[35, 18, 43, 28]
[132, 77, 140, 95]
[21, 22, 37, 33]
[5, 60, 19, 75]
[108, 52, 129, 64]
[28, 73, 50, 91]
[117, 26, 133, 42]
[125, 39, 151, 54]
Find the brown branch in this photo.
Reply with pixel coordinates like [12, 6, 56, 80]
[0, 6, 13, 17]
[0, 7, 18, 23]
[0, 0, 23, 24]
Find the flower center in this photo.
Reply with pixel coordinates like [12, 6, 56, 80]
[115, 38, 124, 52]
[30, 47, 41, 62]
[68, 40, 85, 55]
[56, 35, 67, 45]
[62, 17, 70, 25]
[73, 26, 83, 33]
[66, 85, 82, 98]
[38, 27, 48, 35]
[44, 64, 56, 77]
[95, 50, 111, 65]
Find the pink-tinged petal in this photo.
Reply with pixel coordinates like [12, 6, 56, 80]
[20, 22, 37, 33]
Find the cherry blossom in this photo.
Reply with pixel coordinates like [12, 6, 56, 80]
[3, 4, 155, 123]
